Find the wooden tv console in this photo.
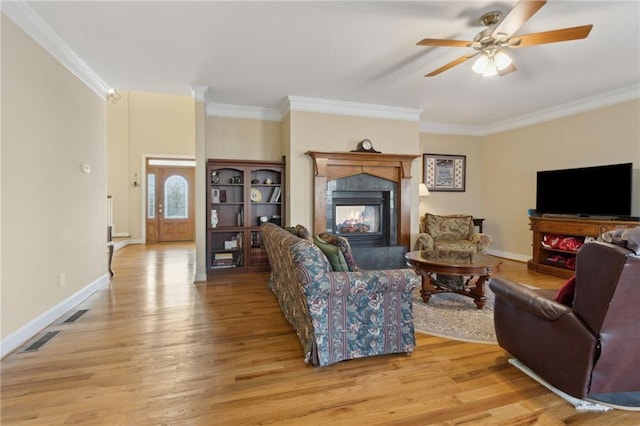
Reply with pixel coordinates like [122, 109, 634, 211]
[528, 216, 639, 278]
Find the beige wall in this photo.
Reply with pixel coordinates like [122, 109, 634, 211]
[420, 99, 640, 261]
[2, 16, 107, 340]
[107, 91, 195, 241]
[202, 112, 421, 233]
[481, 99, 640, 260]
[107, 91, 130, 236]
[418, 133, 484, 218]
[205, 116, 283, 161]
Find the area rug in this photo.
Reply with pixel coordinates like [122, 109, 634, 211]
[412, 287, 497, 345]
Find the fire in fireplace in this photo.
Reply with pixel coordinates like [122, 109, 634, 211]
[335, 204, 381, 234]
[332, 191, 390, 246]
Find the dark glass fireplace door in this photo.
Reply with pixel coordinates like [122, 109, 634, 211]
[332, 192, 390, 246]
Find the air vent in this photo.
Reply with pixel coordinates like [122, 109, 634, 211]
[21, 331, 60, 352]
[63, 309, 89, 324]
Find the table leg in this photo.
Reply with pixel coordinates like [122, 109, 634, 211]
[417, 269, 436, 304]
[469, 275, 488, 309]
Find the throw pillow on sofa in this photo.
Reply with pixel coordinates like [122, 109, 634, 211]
[316, 232, 359, 271]
[314, 235, 349, 272]
[553, 276, 576, 306]
[284, 224, 313, 241]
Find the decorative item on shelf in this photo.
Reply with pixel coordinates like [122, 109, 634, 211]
[212, 188, 220, 203]
[265, 178, 273, 185]
[351, 138, 380, 153]
[219, 190, 227, 203]
[258, 215, 269, 225]
[250, 188, 262, 202]
[269, 215, 282, 226]
[251, 178, 260, 184]
[210, 209, 218, 228]
[231, 176, 241, 184]
[268, 186, 281, 203]
[211, 171, 220, 184]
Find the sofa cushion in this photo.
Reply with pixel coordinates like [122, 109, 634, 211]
[434, 239, 476, 252]
[553, 276, 576, 306]
[314, 236, 349, 272]
[426, 213, 473, 240]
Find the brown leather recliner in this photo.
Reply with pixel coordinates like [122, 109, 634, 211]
[489, 240, 640, 399]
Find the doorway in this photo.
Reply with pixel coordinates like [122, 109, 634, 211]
[146, 158, 195, 242]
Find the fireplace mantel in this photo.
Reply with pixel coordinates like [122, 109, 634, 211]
[306, 151, 419, 249]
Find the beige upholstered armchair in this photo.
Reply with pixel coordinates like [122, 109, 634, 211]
[415, 213, 492, 254]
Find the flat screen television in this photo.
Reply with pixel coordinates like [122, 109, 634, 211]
[536, 163, 633, 218]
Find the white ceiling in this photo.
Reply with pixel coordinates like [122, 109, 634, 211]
[6, 1, 640, 134]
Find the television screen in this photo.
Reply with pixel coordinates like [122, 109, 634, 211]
[536, 163, 632, 217]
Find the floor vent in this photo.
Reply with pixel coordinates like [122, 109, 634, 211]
[21, 331, 61, 352]
[63, 309, 89, 324]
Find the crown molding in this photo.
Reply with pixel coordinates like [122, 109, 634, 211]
[206, 103, 282, 121]
[421, 83, 640, 136]
[419, 121, 486, 136]
[2, 2, 110, 98]
[206, 96, 423, 122]
[190, 85, 209, 102]
[285, 96, 422, 122]
[482, 83, 640, 135]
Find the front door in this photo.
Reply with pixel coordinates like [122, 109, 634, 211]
[146, 160, 195, 242]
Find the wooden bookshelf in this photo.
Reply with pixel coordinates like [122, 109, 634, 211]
[207, 159, 285, 274]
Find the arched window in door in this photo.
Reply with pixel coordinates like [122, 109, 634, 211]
[164, 175, 189, 219]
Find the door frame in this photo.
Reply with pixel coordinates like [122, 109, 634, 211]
[141, 154, 196, 244]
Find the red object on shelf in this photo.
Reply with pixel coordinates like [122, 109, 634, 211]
[542, 234, 584, 252]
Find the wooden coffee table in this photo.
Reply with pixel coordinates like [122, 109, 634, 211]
[405, 250, 502, 309]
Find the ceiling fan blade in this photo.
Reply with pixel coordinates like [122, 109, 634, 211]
[511, 25, 593, 47]
[492, 0, 547, 39]
[425, 52, 479, 77]
[498, 62, 517, 76]
[417, 38, 472, 47]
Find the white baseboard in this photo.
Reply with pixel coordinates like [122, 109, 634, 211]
[487, 249, 530, 263]
[1, 274, 111, 359]
[194, 272, 207, 282]
[113, 238, 130, 251]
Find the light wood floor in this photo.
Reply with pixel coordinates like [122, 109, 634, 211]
[2, 243, 638, 425]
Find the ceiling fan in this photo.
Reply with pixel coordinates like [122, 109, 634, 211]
[418, 0, 593, 77]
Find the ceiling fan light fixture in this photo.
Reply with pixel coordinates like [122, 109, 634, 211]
[494, 50, 513, 70]
[472, 54, 490, 74]
[482, 61, 498, 77]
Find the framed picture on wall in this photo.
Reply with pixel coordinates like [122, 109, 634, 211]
[423, 153, 466, 192]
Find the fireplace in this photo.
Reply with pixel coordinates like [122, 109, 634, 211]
[332, 191, 390, 246]
[327, 171, 396, 246]
[307, 151, 419, 255]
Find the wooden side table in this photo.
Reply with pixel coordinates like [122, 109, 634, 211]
[473, 218, 485, 233]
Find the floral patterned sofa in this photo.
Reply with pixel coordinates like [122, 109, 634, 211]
[261, 223, 420, 367]
[415, 213, 492, 254]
